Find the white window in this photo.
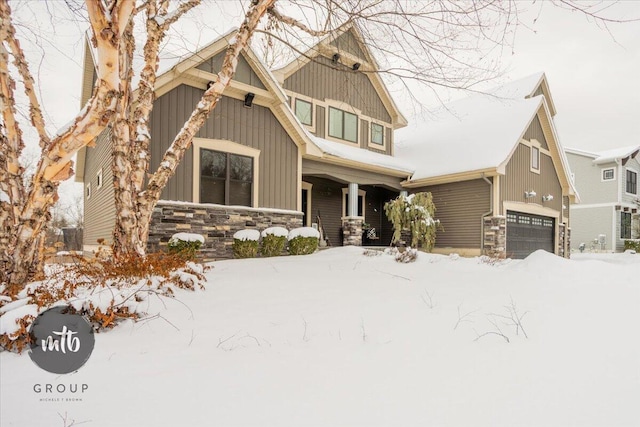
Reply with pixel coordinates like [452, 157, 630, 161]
[329, 107, 358, 143]
[602, 168, 615, 181]
[294, 99, 312, 126]
[96, 168, 103, 189]
[86, 183, 91, 199]
[531, 146, 540, 171]
[371, 123, 384, 146]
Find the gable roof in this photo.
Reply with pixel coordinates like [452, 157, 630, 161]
[76, 28, 414, 182]
[566, 145, 640, 165]
[396, 73, 578, 199]
[273, 24, 408, 129]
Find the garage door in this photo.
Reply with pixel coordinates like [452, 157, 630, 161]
[506, 211, 555, 259]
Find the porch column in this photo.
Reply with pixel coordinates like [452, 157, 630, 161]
[348, 182, 359, 217]
[342, 182, 363, 246]
[400, 190, 408, 198]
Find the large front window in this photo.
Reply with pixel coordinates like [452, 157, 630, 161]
[626, 169, 637, 194]
[371, 123, 384, 146]
[329, 107, 358, 143]
[200, 149, 253, 206]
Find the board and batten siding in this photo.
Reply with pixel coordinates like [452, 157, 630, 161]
[414, 179, 492, 249]
[149, 85, 298, 210]
[305, 176, 344, 246]
[523, 115, 549, 150]
[500, 143, 563, 214]
[284, 55, 392, 124]
[83, 128, 115, 247]
[196, 52, 266, 90]
[329, 30, 367, 60]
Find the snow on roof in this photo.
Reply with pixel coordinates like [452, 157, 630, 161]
[309, 134, 414, 174]
[395, 78, 543, 181]
[592, 145, 640, 164]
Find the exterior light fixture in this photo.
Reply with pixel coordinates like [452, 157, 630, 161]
[244, 92, 255, 108]
[352, 62, 361, 70]
[542, 194, 554, 202]
[332, 53, 340, 64]
[524, 190, 537, 199]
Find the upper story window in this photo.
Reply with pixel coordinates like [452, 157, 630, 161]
[96, 168, 103, 189]
[200, 149, 253, 206]
[602, 168, 615, 181]
[329, 107, 358, 143]
[86, 183, 91, 199]
[626, 169, 637, 194]
[295, 99, 312, 126]
[371, 123, 384, 146]
[531, 145, 540, 171]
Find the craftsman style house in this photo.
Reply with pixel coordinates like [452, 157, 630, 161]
[78, 27, 576, 260]
[565, 146, 639, 252]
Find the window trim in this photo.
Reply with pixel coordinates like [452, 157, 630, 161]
[601, 167, 616, 182]
[301, 181, 313, 227]
[368, 121, 386, 151]
[341, 187, 366, 219]
[192, 138, 260, 207]
[625, 168, 638, 195]
[530, 143, 540, 174]
[86, 183, 91, 200]
[294, 98, 313, 127]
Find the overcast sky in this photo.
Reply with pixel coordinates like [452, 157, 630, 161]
[10, 1, 640, 199]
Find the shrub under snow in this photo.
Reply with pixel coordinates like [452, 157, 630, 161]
[288, 227, 320, 256]
[233, 229, 260, 259]
[260, 227, 289, 257]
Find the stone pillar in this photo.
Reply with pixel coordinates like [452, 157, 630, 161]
[342, 217, 363, 246]
[483, 216, 506, 258]
[558, 223, 566, 258]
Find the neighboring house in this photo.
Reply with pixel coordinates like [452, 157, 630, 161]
[76, 26, 413, 260]
[395, 73, 578, 259]
[565, 146, 640, 252]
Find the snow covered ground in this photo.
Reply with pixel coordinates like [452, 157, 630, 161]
[1, 248, 639, 427]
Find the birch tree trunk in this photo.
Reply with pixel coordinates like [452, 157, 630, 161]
[0, 0, 134, 290]
[111, 0, 276, 258]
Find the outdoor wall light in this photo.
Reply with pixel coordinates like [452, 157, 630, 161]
[542, 194, 554, 202]
[352, 62, 361, 70]
[244, 92, 255, 108]
[524, 190, 537, 199]
[332, 53, 341, 64]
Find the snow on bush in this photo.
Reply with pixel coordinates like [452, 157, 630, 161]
[288, 227, 320, 240]
[168, 233, 204, 260]
[233, 229, 261, 241]
[384, 192, 440, 250]
[288, 228, 319, 255]
[260, 227, 288, 257]
[0, 253, 208, 353]
[233, 229, 260, 258]
[261, 227, 289, 238]
[395, 247, 418, 263]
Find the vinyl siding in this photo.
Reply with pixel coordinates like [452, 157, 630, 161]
[500, 143, 563, 214]
[570, 206, 614, 251]
[305, 177, 343, 246]
[149, 85, 298, 210]
[414, 179, 492, 249]
[566, 152, 618, 204]
[83, 128, 115, 247]
[284, 55, 392, 123]
[196, 52, 266, 90]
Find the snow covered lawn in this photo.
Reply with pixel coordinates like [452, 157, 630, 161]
[1, 248, 639, 426]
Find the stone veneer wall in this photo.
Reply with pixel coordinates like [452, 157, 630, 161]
[483, 216, 506, 258]
[341, 217, 363, 246]
[559, 224, 571, 259]
[148, 201, 303, 261]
